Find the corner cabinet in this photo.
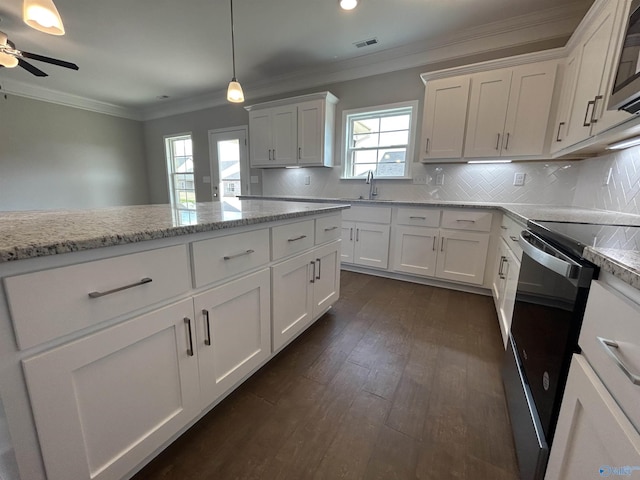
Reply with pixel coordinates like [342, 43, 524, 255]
[340, 206, 392, 270]
[246, 92, 338, 168]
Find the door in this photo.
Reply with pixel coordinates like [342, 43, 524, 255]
[499, 246, 520, 348]
[422, 75, 470, 160]
[298, 100, 325, 166]
[248, 110, 272, 166]
[209, 127, 250, 202]
[312, 241, 341, 317]
[193, 269, 271, 405]
[341, 221, 356, 263]
[392, 225, 438, 277]
[464, 68, 512, 158]
[435, 230, 489, 285]
[22, 299, 200, 480]
[271, 105, 298, 166]
[353, 222, 390, 269]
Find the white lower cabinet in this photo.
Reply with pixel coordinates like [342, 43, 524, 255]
[545, 355, 640, 480]
[272, 240, 340, 351]
[341, 221, 390, 269]
[392, 226, 439, 277]
[22, 299, 201, 480]
[492, 238, 521, 348]
[435, 229, 490, 285]
[193, 269, 271, 405]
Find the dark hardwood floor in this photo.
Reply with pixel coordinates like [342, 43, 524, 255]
[133, 272, 519, 480]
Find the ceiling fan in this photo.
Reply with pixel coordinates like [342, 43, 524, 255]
[0, 30, 78, 77]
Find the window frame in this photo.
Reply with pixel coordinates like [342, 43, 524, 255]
[164, 133, 196, 222]
[341, 100, 419, 180]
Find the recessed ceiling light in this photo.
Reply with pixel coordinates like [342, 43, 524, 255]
[340, 0, 358, 11]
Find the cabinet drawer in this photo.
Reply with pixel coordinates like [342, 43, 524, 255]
[315, 214, 342, 245]
[441, 209, 492, 232]
[342, 205, 391, 223]
[4, 245, 191, 350]
[579, 281, 640, 433]
[500, 214, 524, 260]
[272, 219, 315, 260]
[396, 207, 440, 227]
[191, 229, 270, 288]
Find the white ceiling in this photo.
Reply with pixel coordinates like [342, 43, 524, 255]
[0, 0, 594, 119]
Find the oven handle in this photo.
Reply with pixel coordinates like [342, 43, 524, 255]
[519, 231, 581, 280]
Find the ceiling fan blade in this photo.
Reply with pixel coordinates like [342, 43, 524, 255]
[18, 58, 48, 77]
[20, 51, 79, 71]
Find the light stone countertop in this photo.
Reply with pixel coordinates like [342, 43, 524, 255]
[0, 200, 348, 263]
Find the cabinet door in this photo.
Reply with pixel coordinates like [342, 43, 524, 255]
[271, 105, 298, 166]
[499, 246, 520, 349]
[551, 48, 582, 153]
[22, 299, 200, 480]
[249, 110, 273, 166]
[492, 240, 508, 322]
[545, 355, 640, 480]
[271, 251, 313, 352]
[311, 241, 341, 318]
[193, 269, 271, 406]
[341, 221, 356, 263]
[464, 69, 512, 158]
[564, 0, 620, 147]
[421, 75, 470, 160]
[298, 100, 325, 166]
[503, 61, 557, 156]
[392, 225, 438, 277]
[435, 230, 489, 285]
[353, 222, 390, 269]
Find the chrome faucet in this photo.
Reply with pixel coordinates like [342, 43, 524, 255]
[365, 170, 378, 200]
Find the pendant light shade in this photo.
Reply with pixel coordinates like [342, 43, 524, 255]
[227, 0, 244, 103]
[23, 0, 65, 35]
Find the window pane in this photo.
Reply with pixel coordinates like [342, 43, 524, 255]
[353, 163, 376, 177]
[174, 156, 193, 173]
[352, 117, 380, 134]
[353, 150, 377, 164]
[378, 149, 406, 163]
[380, 114, 410, 132]
[352, 133, 380, 149]
[182, 139, 193, 156]
[173, 140, 184, 157]
[379, 131, 409, 147]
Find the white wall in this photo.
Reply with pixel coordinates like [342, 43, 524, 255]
[0, 95, 149, 211]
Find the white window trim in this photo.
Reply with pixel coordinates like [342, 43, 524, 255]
[340, 100, 419, 180]
[164, 132, 195, 208]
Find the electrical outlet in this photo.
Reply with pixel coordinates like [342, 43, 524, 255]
[513, 173, 526, 186]
[412, 174, 428, 185]
[435, 173, 445, 186]
[603, 167, 613, 186]
[250, 175, 259, 184]
[304, 176, 311, 185]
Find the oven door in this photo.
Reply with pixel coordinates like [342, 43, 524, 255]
[510, 231, 593, 442]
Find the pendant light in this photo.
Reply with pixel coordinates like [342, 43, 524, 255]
[226, 0, 244, 103]
[23, 0, 65, 36]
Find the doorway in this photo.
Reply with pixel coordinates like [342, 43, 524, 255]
[208, 127, 249, 204]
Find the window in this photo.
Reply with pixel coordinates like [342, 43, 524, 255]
[342, 100, 418, 179]
[165, 134, 197, 224]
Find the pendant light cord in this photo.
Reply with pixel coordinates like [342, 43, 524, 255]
[230, 0, 237, 80]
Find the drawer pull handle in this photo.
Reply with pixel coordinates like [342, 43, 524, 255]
[350, 227, 353, 241]
[316, 258, 321, 280]
[556, 122, 565, 142]
[510, 235, 518, 242]
[432, 236, 436, 251]
[598, 337, 640, 386]
[203, 309, 211, 346]
[288, 235, 307, 243]
[440, 237, 445, 252]
[223, 249, 255, 260]
[456, 219, 476, 223]
[410, 216, 427, 220]
[324, 226, 339, 231]
[310, 261, 316, 283]
[88, 277, 152, 298]
[184, 317, 194, 357]
[500, 225, 508, 230]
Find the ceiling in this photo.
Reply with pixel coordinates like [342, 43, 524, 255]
[0, 0, 594, 119]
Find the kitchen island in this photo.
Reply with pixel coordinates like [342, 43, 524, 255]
[0, 199, 348, 480]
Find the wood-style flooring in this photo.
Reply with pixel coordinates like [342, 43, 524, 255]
[132, 272, 519, 480]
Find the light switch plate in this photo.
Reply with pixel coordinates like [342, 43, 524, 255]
[202, 176, 211, 184]
[412, 174, 428, 185]
[513, 173, 526, 186]
[304, 176, 311, 185]
[250, 176, 259, 184]
[435, 173, 445, 186]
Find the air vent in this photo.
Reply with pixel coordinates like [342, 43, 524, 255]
[354, 38, 378, 48]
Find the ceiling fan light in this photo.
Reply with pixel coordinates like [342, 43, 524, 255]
[227, 79, 245, 103]
[340, 0, 358, 10]
[0, 52, 19, 68]
[23, 0, 65, 36]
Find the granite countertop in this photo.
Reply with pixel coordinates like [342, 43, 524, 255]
[0, 199, 348, 263]
[240, 195, 640, 291]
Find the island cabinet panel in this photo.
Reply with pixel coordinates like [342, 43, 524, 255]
[21, 298, 200, 480]
[193, 269, 271, 406]
[4, 244, 191, 350]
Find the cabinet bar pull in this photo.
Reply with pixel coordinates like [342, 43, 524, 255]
[268, 149, 272, 161]
[504, 133, 510, 150]
[498, 256, 506, 278]
[88, 277, 152, 298]
[273, 149, 276, 160]
[598, 337, 640, 386]
[287, 234, 307, 242]
[500, 225, 508, 230]
[310, 261, 316, 283]
[316, 258, 321, 280]
[223, 249, 255, 260]
[202, 309, 211, 346]
[184, 317, 194, 356]
[583, 100, 595, 127]
[432, 236, 436, 251]
[456, 219, 476, 223]
[298, 147, 302, 159]
[556, 122, 565, 142]
[350, 227, 353, 241]
[356, 228, 360, 242]
[410, 216, 427, 220]
[440, 237, 445, 252]
[591, 95, 603, 123]
[425, 138, 430, 154]
[495, 133, 501, 150]
[324, 226, 338, 231]
[510, 235, 518, 242]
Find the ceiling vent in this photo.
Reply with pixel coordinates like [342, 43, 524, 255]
[354, 38, 378, 48]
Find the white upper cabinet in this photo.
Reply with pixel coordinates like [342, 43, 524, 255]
[247, 92, 338, 168]
[421, 75, 470, 160]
